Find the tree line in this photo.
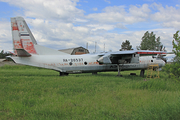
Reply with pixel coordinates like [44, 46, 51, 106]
[120, 31, 165, 51]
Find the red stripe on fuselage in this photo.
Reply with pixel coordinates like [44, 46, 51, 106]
[136, 52, 166, 54]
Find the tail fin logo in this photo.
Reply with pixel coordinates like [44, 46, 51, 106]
[13, 40, 23, 49]
[21, 39, 37, 54]
[11, 17, 37, 55]
[12, 22, 19, 31]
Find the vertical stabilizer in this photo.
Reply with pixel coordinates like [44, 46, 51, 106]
[11, 17, 37, 55]
[11, 17, 68, 56]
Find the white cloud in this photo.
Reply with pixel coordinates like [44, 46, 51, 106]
[129, 4, 151, 18]
[162, 21, 180, 29]
[1, 0, 84, 22]
[104, 0, 111, 4]
[74, 18, 88, 22]
[92, 7, 98, 11]
[0, 21, 12, 51]
[87, 24, 115, 31]
[115, 23, 127, 29]
[86, 5, 151, 24]
[0, 1, 179, 53]
[151, 3, 180, 29]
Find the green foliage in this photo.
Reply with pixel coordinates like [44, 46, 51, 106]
[137, 31, 164, 51]
[163, 63, 180, 81]
[1, 65, 180, 119]
[120, 40, 133, 51]
[163, 31, 180, 81]
[172, 30, 180, 61]
[0, 50, 12, 59]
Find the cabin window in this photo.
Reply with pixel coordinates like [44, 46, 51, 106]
[84, 62, 87, 65]
[151, 60, 153, 62]
[69, 62, 73, 66]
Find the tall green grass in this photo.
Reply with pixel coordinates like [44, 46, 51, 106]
[0, 65, 180, 119]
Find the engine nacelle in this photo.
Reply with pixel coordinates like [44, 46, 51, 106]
[97, 55, 112, 64]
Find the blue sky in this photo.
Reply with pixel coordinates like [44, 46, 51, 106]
[0, 0, 180, 53]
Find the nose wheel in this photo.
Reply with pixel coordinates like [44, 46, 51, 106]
[59, 72, 69, 76]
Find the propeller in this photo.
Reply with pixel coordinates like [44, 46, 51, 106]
[156, 52, 174, 63]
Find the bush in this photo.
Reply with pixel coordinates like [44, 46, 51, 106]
[163, 62, 180, 81]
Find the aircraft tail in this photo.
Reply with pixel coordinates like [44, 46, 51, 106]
[11, 17, 37, 56]
[11, 17, 68, 56]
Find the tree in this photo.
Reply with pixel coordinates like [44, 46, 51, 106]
[172, 30, 180, 61]
[120, 40, 133, 51]
[137, 31, 164, 51]
[0, 50, 5, 59]
[0, 50, 12, 59]
[163, 31, 180, 81]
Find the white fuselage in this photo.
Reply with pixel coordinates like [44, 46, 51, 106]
[11, 54, 165, 73]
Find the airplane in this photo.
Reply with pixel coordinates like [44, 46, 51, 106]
[8, 16, 166, 77]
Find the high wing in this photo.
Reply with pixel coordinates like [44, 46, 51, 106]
[97, 50, 166, 64]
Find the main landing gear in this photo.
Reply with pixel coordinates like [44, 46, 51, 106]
[59, 72, 69, 76]
[117, 64, 123, 77]
[140, 69, 145, 77]
[92, 72, 98, 75]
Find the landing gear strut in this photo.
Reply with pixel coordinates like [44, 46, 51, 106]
[59, 72, 69, 76]
[140, 69, 145, 77]
[92, 72, 98, 75]
[117, 64, 123, 77]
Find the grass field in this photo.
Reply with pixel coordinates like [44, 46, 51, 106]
[1, 65, 180, 119]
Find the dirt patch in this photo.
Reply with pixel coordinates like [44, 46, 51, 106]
[0, 61, 16, 67]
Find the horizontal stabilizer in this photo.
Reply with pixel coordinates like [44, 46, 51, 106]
[16, 49, 31, 57]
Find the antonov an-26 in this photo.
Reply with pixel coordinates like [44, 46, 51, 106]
[9, 17, 166, 76]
